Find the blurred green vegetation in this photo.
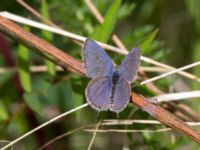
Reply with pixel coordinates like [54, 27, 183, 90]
[0, 0, 200, 149]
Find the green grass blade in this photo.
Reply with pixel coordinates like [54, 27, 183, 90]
[0, 101, 9, 121]
[185, 0, 200, 90]
[41, 0, 56, 77]
[140, 29, 159, 54]
[117, 2, 136, 21]
[92, 0, 121, 42]
[24, 93, 43, 116]
[17, 27, 31, 93]
[192, 40, 200, 89]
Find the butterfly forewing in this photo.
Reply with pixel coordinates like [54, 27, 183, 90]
[83, 39, 114, 78]
[118, 47, 140, 83]
[86, 77, 112, 111]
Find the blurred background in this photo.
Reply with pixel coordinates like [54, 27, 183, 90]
[0, 0, 200, 149]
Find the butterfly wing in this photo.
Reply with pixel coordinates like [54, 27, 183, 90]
[83, 39, 114, 78]
[118, 47, 140, 83]
[86, 77, 112, 111]
[110, 77, 131, 113]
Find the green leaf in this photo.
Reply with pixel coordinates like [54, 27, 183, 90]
[92, 0, 121, 42]
[24, 93, 43, 116]
[140, 29, 159, 54]
[117, 2, 136, 21]
[0, 101, 9, 121]
[0, 72, 14, 87]
[41, 0, 50, 19]
[193, 40, 200, 88]
[41, 0, 56, 77]
[13, 109, 30, 133]
[185, 0, 200, 32]
[17, 27, 32, 93]
[45, 60, 56, 77]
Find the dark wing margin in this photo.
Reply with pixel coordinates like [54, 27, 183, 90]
[83, 39, 114, 78]
[86, 77, 112, 111]
[118, 47, 140, 83]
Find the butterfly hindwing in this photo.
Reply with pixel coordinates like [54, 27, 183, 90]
[83, 39, 114, 78]
[110, 77, 131, 113]
[86, 77, 112, 111]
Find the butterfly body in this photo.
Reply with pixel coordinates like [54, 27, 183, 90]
[112, 70, 120, 84]
[83, 39, 140, 113]
[110, 70, 121, 108]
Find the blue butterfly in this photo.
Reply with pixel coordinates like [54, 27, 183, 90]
[83, 39, 140, 113]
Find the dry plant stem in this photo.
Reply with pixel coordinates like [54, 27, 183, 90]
[140, 71, 200, 122]
[1, 16, 200, 144]
[85, 0, 200, 122]
[17, 0, 82, 47]
[0, 102, 89, 150]
[84, 0, 200, 122]
[39, 120, 200, 150]
[17, 0, 57, 27]
[0, 12, 125, 53]
[0, 140, 13, 150]
[131, 93, 200, 143]
[150, 91, 200, 103]
[87, 121, 101, 150]
[175, 110, 194, 121]
[84, 0, 200, 123]
[173, 103, 200, 121]
[139, 70, 163, 94]
[84, 0, 200, 84]
[142, 73, 200, 121]
[38, 125, 94, 150]
[161, 103, 192, 121]
[84, 0, 127, 50]
[140, 66, 169, 73]
[1, 12, 199, 82]
[0, 66, 169, 74]
[0, 16, 85, 76]
[0, 66, 63, 74]
[141, 61, 200, 85]
[101, 119, 200, 126]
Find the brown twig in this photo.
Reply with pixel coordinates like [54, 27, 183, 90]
[140, 69, 200, 122]
[0, 16, 84, 76]
[131, 93, 200, 143]
[174, 102, 200, 121]
[0, 16, 200, 143]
